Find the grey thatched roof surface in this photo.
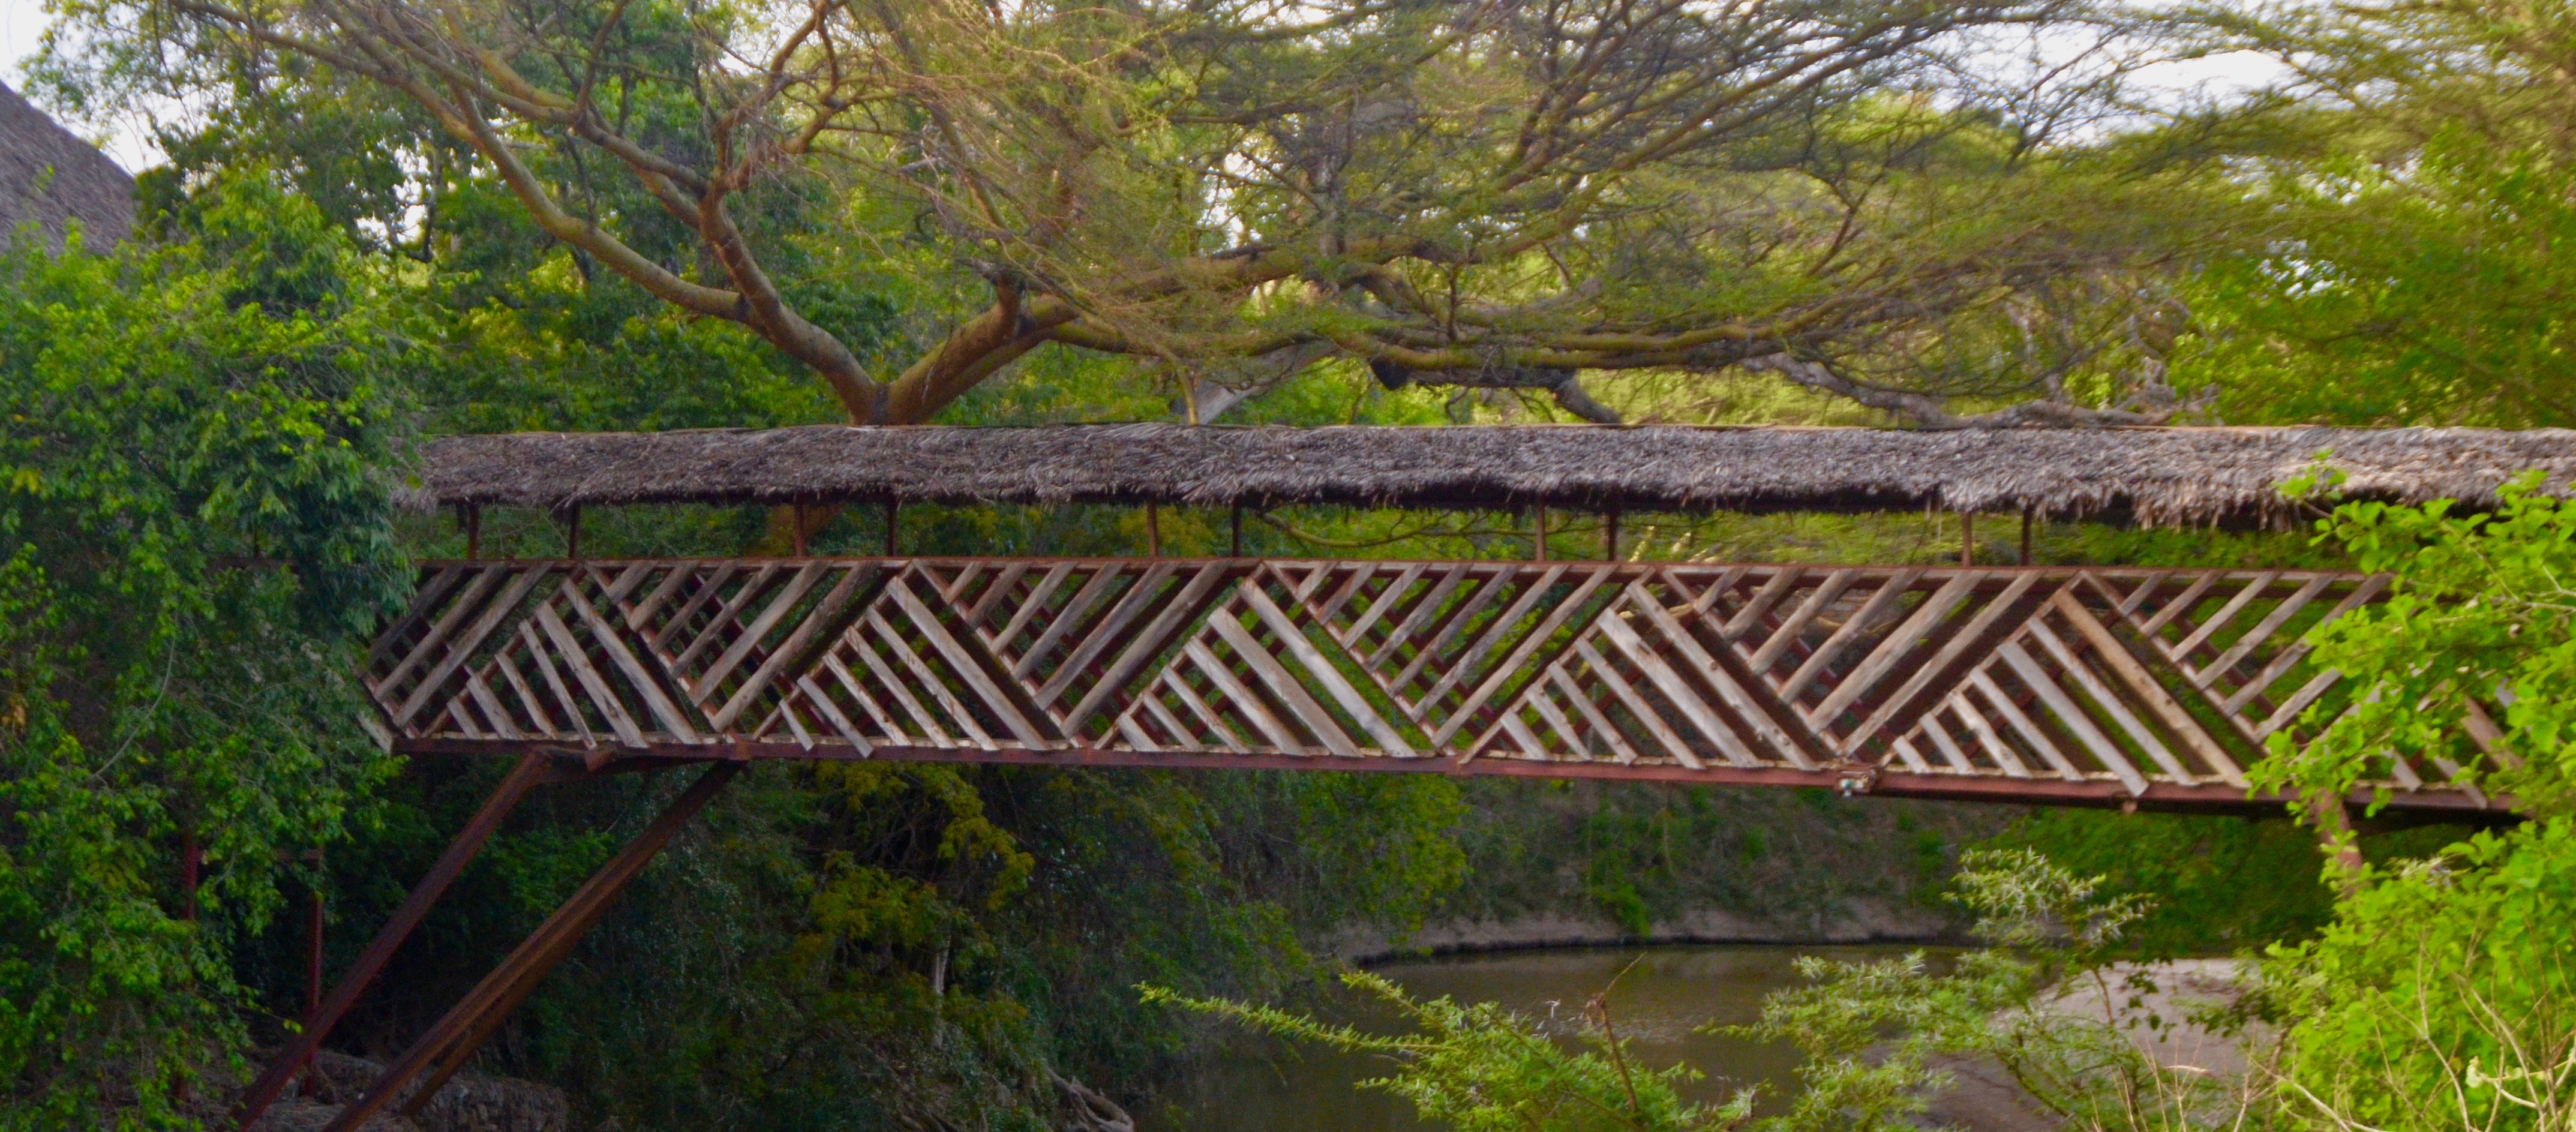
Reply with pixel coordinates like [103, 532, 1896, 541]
[0, 80, 133, 253]
[406, 424, 2576, 524]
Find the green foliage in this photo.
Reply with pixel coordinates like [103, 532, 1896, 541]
[0, 207, 406, 1125]
[1724, 849, 2221, 1132]
[2264, 475, 2576, 818]
[1145, 970, 1752, 1132]
[2180, 0, 2576, 428]
[2256, 819, 2576, 1132]
[1163, 849, 2227, 1132]
[1984, 810, 2336, 957]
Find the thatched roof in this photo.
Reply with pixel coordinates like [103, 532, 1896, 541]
[406, 424, 2576, 525]
[0, 80, 133, 253]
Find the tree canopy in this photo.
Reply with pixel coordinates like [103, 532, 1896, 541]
[52, 0, 2234, 427]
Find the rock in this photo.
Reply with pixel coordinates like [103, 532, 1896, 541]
[1051, 1073, 1137, 1132]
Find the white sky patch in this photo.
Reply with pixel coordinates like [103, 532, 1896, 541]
[3, 0, 163, 172]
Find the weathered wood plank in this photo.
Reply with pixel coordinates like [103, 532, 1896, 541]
[2050, 589, 2247, 786]
[1779, 568, 1926, 701]
[1415, 565, 1574, 713]
[2220, 575, 2387, 716]
[1746, 569, 1858, 671]
[1209, 608, 1368, 758]
[2169, 572, 2282, 660]
[1036, 562, 1179, 707]
[1237, 582, 1416, 756]
[518, 623, 597, 747]
[1595, 608, 1756, 767]
[562, 582, 707, 743]
[1570, 638, 1704, 769]
[2025, 618, 2192, 783]
[1341, 563, 1427, 648]
[1391, 567, 1518, 692]
[1550, 667, 1644, 764]
[885, 576, 1049, 744]
[671, 563, 783, 673]
[1425, 569, 1613, 745]
[864, 608, 1001, 749]
[1806, 571, 1980, 728]
[706, 563, 884, 732]
[1015, 565, 1130, 678]
[1627, 584, 1821, 768]
[532, 603, 647, 748]
[394, 567, 554, 728]
[1182, 637, 1310, 755]
[1996, 641, 2148, 794]
[1061, 563, 1232, 731]
[1368, 564, 1470, 669]
[1837, 572, 2046, 756]
[996, 563, 1076, 650]
[2196, 575, 2331, 690]
[690, 561, 830, 702]
[1722, 569, 1805, 641]
[2135, 572, 2219, 637]
[1948, 693, 2034, 778]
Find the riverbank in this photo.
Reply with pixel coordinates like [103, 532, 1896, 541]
[1329, 896, 1962, 962]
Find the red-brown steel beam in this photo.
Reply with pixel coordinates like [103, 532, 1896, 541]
[233, 751, 560, 1130]
[317, 761, 743, 1132]
[392, 738, 2512, 821]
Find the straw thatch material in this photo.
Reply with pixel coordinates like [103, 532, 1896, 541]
[0, 81, 133, 253]
[407, 424, 2576, 525]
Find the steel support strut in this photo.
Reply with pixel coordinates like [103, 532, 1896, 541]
[316, 761, 743, 1132]
[235, 751, 557, 1130]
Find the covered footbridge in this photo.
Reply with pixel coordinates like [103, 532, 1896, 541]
[257, 423, 2571, 1131]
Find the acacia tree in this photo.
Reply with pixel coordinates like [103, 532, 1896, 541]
[109, 0, 2209, 427]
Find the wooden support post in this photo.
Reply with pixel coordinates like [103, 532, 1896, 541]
[1146, 504, 1161, 558]
[320, 762, 743, 1132]
[233, 753, 555, 1131]
[565, 507, 583, 560]
[1230, 505, 1244, 557]
[791, 505, 809, 557]
[883, 501, 900, 557]
[1535, 505, 1550, 562]
[1959, 511, 1975, 567]
[461, 506, 482, 560]
[1604, 510, 1620, 562]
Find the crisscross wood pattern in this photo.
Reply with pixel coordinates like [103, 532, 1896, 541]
[369, 559, 2505, 813]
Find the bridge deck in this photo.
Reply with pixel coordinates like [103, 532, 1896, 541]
[369, 556, 2502, 815]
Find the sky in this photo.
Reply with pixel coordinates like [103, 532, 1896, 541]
[1, 0, 45, 89]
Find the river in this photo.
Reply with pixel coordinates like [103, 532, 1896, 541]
[1140, 943, 1930, 1131]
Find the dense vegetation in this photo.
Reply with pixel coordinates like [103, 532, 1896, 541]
[3, 0, 2572, 1127]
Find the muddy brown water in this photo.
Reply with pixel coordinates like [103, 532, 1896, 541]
[1140, 944, 1935, 1131]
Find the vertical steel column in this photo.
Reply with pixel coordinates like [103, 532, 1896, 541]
[317, 761, 744, 1132]
[301, 852, 325, 1096]
[233, 752, 556, 1130]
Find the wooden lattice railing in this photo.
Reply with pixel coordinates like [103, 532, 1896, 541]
[367, 557, 2506, 813]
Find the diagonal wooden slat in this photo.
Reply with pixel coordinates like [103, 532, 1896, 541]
[367, 558, 2495, 810]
